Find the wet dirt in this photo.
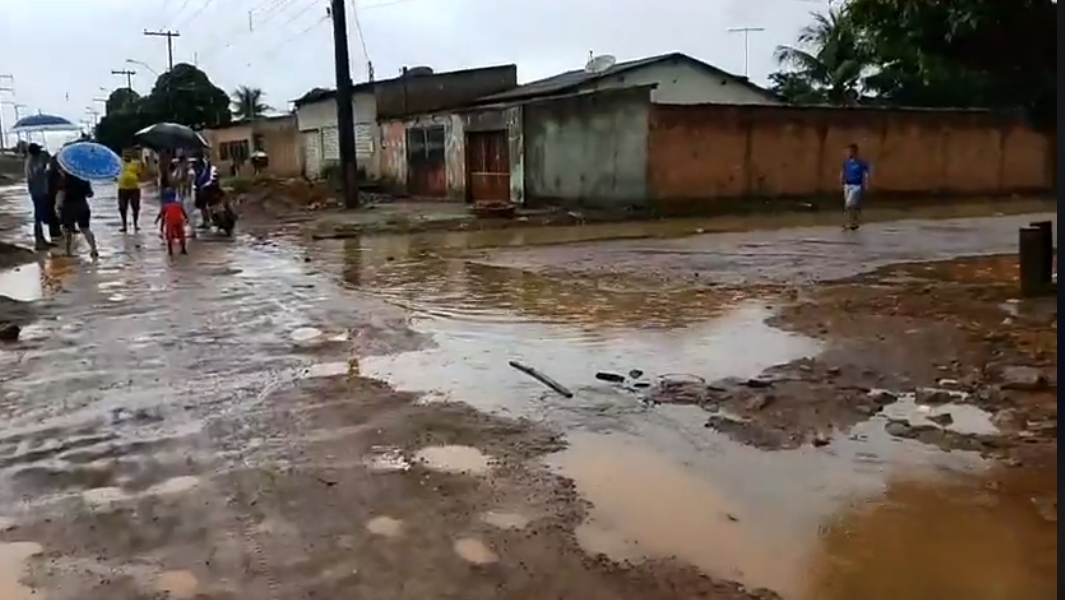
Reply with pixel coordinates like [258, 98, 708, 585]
[0, 183, 1057, 600]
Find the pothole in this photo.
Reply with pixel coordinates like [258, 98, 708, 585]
[413, 445, 492, 476]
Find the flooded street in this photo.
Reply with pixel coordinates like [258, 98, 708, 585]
[0, 184, 1056, 599]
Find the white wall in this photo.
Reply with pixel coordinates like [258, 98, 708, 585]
[589, 61, 780, 105]
[294, 92, 380, 178]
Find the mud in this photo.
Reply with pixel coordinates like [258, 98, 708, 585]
[0, 182, 1057, 600]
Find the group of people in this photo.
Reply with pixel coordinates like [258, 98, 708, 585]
[24, 143, 226, 259]
[24, 143, 100, 257]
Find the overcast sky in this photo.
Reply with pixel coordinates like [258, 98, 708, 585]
[1, 0, 829, 145]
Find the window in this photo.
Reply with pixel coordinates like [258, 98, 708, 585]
[220, 140, 251, 163]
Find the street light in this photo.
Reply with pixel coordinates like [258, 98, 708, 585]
[126, 59, 159, 77]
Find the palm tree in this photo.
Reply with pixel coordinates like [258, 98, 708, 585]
[230, 86, 271, 120]
[771, 9, 869, 105]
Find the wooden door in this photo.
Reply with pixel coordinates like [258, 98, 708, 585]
[466, 130, 510, 203]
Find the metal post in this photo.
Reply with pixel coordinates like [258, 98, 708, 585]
[329, 0, 359, 209]
[144, 30, 180, 116]
[0, 75, 11, 151]
[727, 27, 765, 78]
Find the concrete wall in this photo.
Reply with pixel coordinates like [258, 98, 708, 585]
[647, 104, 1053, 206]
[294, 94, 377, 178]
[203, 116, 302, 177]
[588, 58, 780, 105]
[523, 86, 652, 208]
[378, 105, 525, 203]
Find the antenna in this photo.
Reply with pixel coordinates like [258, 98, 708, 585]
[584, 54, 617, 74]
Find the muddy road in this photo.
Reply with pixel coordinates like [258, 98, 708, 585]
[0, 184, 1057, 600]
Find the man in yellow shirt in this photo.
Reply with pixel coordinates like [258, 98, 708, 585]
[116, 151, 143, 232]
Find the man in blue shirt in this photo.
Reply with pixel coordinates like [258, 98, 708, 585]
[841, 143, 870, 230]
[24, 144, 60, 250]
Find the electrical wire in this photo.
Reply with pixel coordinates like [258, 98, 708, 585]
[198, 0, 322, 64]
[251, 14, 331, 65]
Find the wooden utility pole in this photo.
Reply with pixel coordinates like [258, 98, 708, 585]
[143, 30, 180, 71]
[111, 69, 136, 91]
[329, 0, 359, 208]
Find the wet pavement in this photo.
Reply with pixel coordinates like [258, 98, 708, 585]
[0, 183, 1058, 599]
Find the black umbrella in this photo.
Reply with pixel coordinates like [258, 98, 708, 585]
[133, 122, 209, 152]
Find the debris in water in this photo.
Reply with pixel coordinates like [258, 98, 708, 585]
[453, 538, 498, 565]
[0, 323, 19, 342]
[508, 360, 573, 398]
[595, 371, 626, 383]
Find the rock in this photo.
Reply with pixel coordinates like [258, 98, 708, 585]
[915, 388, 956, 405]
[884, 420, 914, 438]
[0, 323, 19, 342]
[1000, 366, 1048, 391]
[928, 413, 955, 427]
[826, 366, 842, 376]
[628, 369, 644, 379]
[743, 378, 774, 389]
[868, 389, 898, 405]
[811, 433, 830, 447]
[594, 371, 626, 383]
[745, 394, 775, 412]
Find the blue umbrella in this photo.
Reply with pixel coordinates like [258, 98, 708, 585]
[11, 113, 80, 133]
[56, 142, 122, 181]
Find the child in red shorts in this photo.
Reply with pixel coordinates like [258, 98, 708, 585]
[155, 188, 188, 256]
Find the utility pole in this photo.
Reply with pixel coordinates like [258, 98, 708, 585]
[727, 26, 765, 78]
[0, 74, 11, 151]
[144, 30, 180, 117]
[143, 30, 180, 72]
[329, 0, 359, 208]
[111, 69, 136, 91]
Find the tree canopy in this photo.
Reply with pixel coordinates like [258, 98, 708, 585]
[231, 86, 271, 120]
[769, 0, 1056, 127]
[94, 63, 231, 152]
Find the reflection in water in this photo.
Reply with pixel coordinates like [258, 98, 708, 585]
[0, 262, 42, 302]
[808, 469, 1058, 600]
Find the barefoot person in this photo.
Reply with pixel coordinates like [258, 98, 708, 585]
[841, 143, 871, 230]
[155, 188, 188, 256]
[116, 152, 144, 233]
[24, 143, 60, 250]
[55, 166, 99, 258]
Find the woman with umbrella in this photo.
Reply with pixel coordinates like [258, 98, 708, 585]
[52, 141, 123, 258]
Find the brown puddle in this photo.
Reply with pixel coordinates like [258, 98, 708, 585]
[413, 445, 493, 476]
[0, 541, 42, 600]
[548, 433, 1057, 600]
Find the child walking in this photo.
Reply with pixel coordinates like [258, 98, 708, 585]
[155, 188, 188, 256]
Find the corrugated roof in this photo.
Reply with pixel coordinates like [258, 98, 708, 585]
[475, 52, 776, 104]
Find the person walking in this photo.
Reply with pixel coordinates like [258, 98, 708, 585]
[55, 166, 100, 258]
[24, 143, 59, 250]
[841, 143, 871, 231]
[192, 157, 219, 231]
[116, 152, 144, 233]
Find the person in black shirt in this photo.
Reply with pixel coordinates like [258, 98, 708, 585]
[55, 166, 99, 258]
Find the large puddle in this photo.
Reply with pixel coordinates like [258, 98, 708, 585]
[321, 230, 1057, 600]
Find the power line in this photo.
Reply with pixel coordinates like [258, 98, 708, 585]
[251, 14, 330, 65]
[198, 0, 321, 64]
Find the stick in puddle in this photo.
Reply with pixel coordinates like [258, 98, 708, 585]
[508, 360, 574, 398]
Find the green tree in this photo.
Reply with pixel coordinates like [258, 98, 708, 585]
[144, 63, 231, 129]
[94, 63, 231, 152]
[770, 9, 869, 105]
[231, 86, 271, 120]
[104, 88, 141, 116]
[846, 0, 1055, 125]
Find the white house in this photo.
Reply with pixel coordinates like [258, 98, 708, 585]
[474, 52, 782, 106]
[293, 87, 377, 180]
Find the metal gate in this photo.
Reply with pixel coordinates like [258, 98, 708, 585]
[465, 130, 510, 202]
[406, 126, 446, 197]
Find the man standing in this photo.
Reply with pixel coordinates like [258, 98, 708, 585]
[116, 151, 144, 233]
[841, 143, 871, 230]
[24, 143, 59, 250]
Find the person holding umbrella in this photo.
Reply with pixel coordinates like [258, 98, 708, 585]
[52, 141, 123, 259]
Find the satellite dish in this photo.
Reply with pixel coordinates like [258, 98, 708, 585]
[584, 54, 617, 74]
